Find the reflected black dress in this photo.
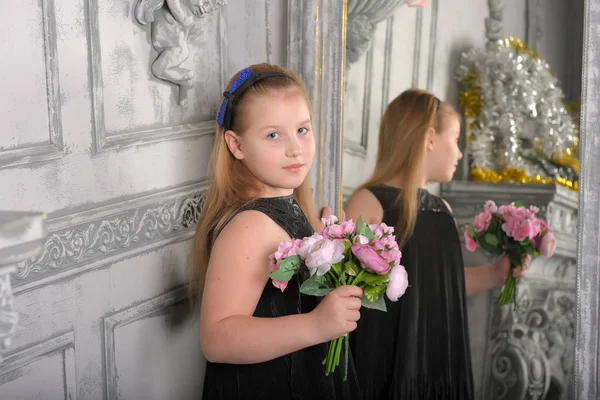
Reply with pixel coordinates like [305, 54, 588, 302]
[350, 186, 474, 400]
[202, 195, 361, 400]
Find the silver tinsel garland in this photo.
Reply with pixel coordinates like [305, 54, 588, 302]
[455, 39, 578, 179]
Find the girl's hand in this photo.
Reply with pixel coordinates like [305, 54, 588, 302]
[494, 254, 531, 284]
[310, 285, 362, 342]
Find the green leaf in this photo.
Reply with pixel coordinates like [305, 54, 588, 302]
[478, 240, 504, 255]
[361, 294, 387, 312]
[269, 255, 301, 281]
[484, 233, 499, 247]
[469, 225, 476, 238]
[359, 270, 390, 287]
[363, 283, 387, 303]
[299, 273, 333, 297]
[342, 259, 361, 277]
[356, 217, 375, 241]
[514, 200, 523, 208]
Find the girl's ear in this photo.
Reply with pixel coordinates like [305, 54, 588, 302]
[224, 130, 244, 159]
[425, 127, 436, 151]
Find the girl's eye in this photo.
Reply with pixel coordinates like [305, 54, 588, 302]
[298, 127, 308, 135]
[267, 132, 279, 140]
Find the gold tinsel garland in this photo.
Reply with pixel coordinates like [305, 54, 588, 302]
[459, 37, 580, 191]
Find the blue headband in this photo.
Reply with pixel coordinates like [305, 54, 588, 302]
[216, 68, 293, 130]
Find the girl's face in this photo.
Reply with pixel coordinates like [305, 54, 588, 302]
[225, 89, 315, 197]
[423, 114, 463, 183]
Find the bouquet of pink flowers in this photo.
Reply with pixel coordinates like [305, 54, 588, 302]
[269, 216, 409, 380]
[464, 200, 557, 308]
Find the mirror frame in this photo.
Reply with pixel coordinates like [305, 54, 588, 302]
[287, 0, 347, 217]
[288, 0, 600, 397]
[574, 0, 600, 398]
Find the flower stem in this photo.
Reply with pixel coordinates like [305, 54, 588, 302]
[350, 270, 365, 286]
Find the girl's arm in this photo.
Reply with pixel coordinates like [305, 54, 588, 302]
[344, 188, 384, 224]
[200, 210, 361, 364]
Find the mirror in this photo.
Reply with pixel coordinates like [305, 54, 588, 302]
[339, 0, 586, 399]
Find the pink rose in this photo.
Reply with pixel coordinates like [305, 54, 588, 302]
[474, 210, 492, 233]
[484, 200, 498, 213]
[323, 220, 356, 239]
[386, 265, 409, 301]
[297, 234, 345, 276]
[464, 225, 477, 252]
[351, 243, 391, 275]
[539, 232, 557, 257]
[510, 219, 535, 241]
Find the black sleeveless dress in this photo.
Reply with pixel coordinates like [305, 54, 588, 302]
[350, 186, 474, 400]
[202, 195, 361, 400]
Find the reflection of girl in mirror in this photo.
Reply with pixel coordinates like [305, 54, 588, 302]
[344, 88, 530, 399]
[189, 63, 362, 399]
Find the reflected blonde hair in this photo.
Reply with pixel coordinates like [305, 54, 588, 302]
[189, 63, 317, 297]
[359, 88, 459, 248]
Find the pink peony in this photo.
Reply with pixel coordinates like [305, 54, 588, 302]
[406, 0, 429, 7]
[351, 243, 391, 275]
[320, 215, 338, 227]
[269, 239, 302, 291]
[539, 232, 557, 257]
[323, 220, 356, 239]
[474, 210, 492, 233]
[297, 234, 345, 276]
[464, 225, 477, 252]
[354, 235, 370, 244]
[369, 223, 394, 239]
[386, 265, 409, 301]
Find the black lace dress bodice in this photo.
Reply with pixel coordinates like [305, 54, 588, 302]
[202, 195, 361, 400]
[350, 186, 474, 400]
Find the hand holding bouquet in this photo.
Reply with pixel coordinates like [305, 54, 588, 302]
[464, 201, 557, 308]
[268, 216, 409, 380]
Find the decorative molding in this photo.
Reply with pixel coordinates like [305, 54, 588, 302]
[411, 8, 424, 88]
[342, 185, 355, 205]
[0, 331, 76, 399]
[381, 16, 394, 114]
[426, 0, 439, 91]
[0, 0, 63, 169]
[525, 0, 543, 50]
[574, 0, 600, 398]
[87, 0, 226, 153]
[103, 286, 187, 400]
[287, 0, 346, 215]
[485, 0, 504, 43]
[12, 182, 208, 294]
[344, 44, 373, 158]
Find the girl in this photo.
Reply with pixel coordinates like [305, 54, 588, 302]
[190, 63, 362, 399]
[344, 88, 529, 400]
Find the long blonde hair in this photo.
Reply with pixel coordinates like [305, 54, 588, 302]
[360, 88, 459, 248]
[189, 63, 317, 297]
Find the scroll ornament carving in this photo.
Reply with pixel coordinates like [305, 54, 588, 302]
[134, 0, 226, 106]
[14, 193, 206, 281]
[345, 0, 427, 66]
[487, 284, 575, 400]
